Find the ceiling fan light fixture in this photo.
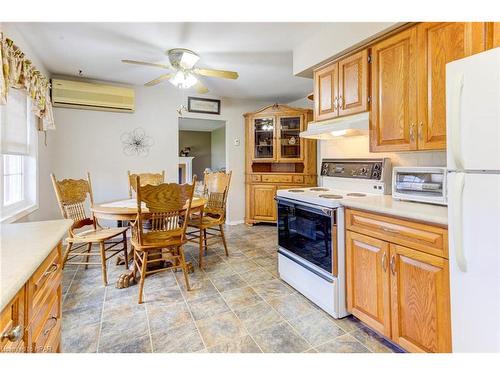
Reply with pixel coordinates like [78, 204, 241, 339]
[169, 71, 197, 89]
[168, 48, 200, 69]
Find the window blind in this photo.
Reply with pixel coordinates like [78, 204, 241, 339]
[1, 88, 29, 155]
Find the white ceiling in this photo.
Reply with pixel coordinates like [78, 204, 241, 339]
[10, 22, 329, 102]
[179, 117, 225, 132]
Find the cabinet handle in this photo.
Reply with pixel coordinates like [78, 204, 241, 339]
[1, 325, 23, 342]
[35, 263, 59, 292]
[409, 123, 415, 142]
[381, 252, 387, 272]
[333, 97, 338, 110]
[43, 316, 58, 337]
[390, 255, 396, 275]
[419, 122, 424, 142]
[338, 95, 344, 109]
[381, 226, 399, 234]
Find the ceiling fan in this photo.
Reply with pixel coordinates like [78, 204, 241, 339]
[122, 48, 239, 94]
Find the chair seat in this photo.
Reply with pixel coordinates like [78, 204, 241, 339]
[131, 229, 185, 250]
[68, 226, 128, 243]
[188, 215, 222, 228]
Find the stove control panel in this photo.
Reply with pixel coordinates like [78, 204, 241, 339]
[321, 159, 387, 180]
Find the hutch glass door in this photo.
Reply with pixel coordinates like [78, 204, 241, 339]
[278, 116, 302, 160]
[253, 117, 275, 160]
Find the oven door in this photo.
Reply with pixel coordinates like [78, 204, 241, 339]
[277, 198, 337, 280]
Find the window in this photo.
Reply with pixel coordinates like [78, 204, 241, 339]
[0, 88, 38, 222]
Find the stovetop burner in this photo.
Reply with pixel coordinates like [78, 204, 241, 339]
[346, 193, 367, 197]
[288, 189, 305, 193]
[318, 194, 343, 199]
[309, 188, 329, 191]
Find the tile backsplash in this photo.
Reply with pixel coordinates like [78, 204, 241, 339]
[318, 134, 446, 171]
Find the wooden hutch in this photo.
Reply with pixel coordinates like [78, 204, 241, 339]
[244, 104, 316, 225]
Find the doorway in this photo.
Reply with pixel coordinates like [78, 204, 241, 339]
[178, 117, 226, 183]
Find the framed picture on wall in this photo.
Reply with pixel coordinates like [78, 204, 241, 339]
[187, 97, 221, 115]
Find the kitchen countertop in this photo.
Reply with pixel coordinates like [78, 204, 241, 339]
[0, 219, 72, 311]
[340, 195, 448, 226]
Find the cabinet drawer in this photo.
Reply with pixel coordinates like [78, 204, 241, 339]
[31, 293, 60, 353]
[250, 175, 261, 182]
[292, 175, 304, 183]
[345, 209, 448, 258]
[0, 288, 25, 353]
[29, 246, 61, 317]
[261, 174, 293, 183]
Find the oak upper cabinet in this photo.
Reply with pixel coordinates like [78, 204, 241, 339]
[346, 231, 391, 337]
[314, 63, 338, 121]
[250, 184, 277, 222]
[417, 22, 486, 150]
[389, 244, 452, 353]
[370, 27, 418, 152]
[338, 49, 370, 117]
[313, 49, 369, 122]
[487, 22, 500, 49]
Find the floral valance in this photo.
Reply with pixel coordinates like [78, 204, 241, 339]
[0, 33, 55, 131]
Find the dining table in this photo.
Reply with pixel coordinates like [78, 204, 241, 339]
[91, 196, 206, 288]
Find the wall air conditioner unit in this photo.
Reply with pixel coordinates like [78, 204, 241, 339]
[51, 79, 135, 112]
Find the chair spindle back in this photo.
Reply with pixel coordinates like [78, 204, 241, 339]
[128, 170, 165, 197]
[203, 171, 232, 219]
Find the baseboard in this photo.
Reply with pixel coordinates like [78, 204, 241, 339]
[225, 220, 244, 226]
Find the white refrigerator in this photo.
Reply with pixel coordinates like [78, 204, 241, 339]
[446, 48, 500, 352]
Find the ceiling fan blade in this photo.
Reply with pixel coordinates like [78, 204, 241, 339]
[194, 81, 209, 94]
[144, 74, 172, 87]
[122, 59, 170, 69]
[194, 68, 239, 80]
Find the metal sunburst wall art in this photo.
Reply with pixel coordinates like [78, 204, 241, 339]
[121, 127, 154, 157]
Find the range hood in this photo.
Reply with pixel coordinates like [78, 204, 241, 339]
[300, 112, 369, 139]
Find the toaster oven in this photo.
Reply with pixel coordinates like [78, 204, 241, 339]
[392, 167, 447, 205]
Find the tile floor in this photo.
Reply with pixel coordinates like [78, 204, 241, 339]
[61, 224, 403, 353]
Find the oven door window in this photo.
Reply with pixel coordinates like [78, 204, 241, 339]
[278, 202, 333, 274]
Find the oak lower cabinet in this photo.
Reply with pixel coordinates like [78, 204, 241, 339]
[389, 244, 451, 353]
[250, 184, 277, 222]
[346, 231, 391, 337]
[346, 209, 451, 353]
[1, 244, 62, 353]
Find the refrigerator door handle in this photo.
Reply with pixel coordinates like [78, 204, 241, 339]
[450, 74, 465, 171]
[453, 172, 467, 272]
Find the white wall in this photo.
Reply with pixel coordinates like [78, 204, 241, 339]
[211, 126, 225, 171]
[319, 135, 446, 174]
[47, 85, 182, 221]
[293, 22, 399, 77]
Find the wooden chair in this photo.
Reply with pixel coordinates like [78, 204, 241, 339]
[128, 170, 165, 198]
[51, 173, 129, 286]
[187, 171, 232, 269]
[130, 176, 196, 304]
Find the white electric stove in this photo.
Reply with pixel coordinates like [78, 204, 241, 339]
[276, 158, 391, 318]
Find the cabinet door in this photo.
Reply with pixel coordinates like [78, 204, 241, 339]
[277, 115, 304, 162]
[313, 63, 339, 121]
[250, 184, 277, 221]
[252, 116, 276, 162]
[346, 231, 391, 337]
[389, 244, 452, 353]
[338, 49, 369, 117]
[370, 27, 418, 152]
[1, 288, 25, 353]
[488, 22, 500, 49]
[417, 22, 486, 150]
